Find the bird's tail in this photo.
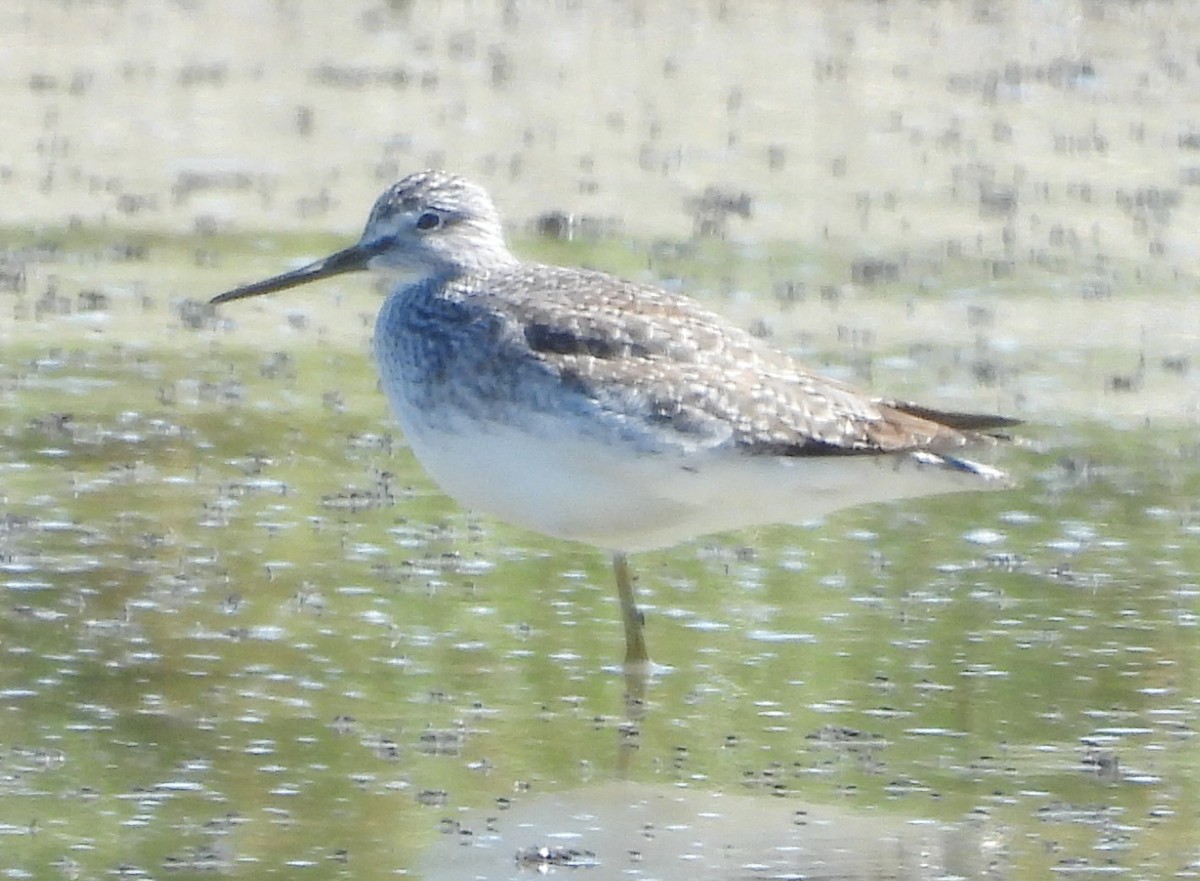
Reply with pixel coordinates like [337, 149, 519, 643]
[911, 449, 1011, 484]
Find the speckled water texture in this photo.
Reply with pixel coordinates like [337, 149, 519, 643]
[3, 1, 1200, 879]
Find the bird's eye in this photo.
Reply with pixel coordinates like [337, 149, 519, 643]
[415, 211, 443, 231]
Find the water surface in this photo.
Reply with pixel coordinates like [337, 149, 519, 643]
[3, 1, 1200, 878]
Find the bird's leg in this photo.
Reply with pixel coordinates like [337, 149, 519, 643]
[612, 552, 649, 667]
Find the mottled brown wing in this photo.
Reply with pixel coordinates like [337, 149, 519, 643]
[488, 264, 1011, 456]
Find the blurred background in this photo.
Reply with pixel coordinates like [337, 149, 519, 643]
[3, 1, 1199, 878]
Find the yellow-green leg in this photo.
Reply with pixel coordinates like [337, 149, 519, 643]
[612, 552, 649, 666]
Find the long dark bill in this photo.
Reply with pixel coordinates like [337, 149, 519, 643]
[209, 241, 383, 305]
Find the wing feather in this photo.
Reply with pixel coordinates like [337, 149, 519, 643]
[474, 264, 1013, 457]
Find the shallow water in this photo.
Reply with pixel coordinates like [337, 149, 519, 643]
[4, 231, 1199, 878]
[4, 1, 1200, 879]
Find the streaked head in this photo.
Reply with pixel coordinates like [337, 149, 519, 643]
[210, 170, 516, 306]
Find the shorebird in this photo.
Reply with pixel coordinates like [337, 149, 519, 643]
[210, 170, 1015, 667]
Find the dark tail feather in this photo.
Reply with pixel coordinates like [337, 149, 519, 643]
[882, 400, 1020, 436]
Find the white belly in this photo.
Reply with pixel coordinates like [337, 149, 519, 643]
[391, 410, 997, 553]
